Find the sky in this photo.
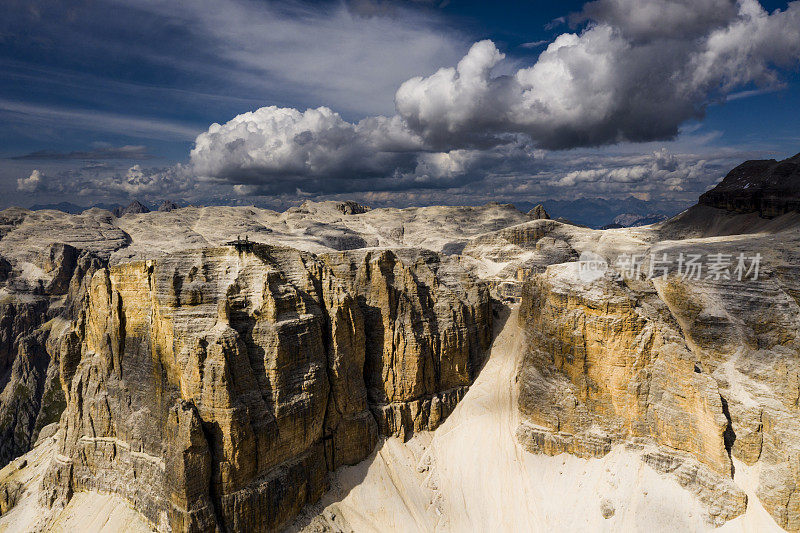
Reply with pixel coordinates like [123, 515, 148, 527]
[2, 0, 800, 218]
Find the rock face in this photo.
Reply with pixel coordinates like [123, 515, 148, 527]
[513, 215, 800, 531]
[656, 272, 800, 530]
[332, 201, 370, 215]
[40, 244, 491, 531]
[322, 249, 491, 439]
[699, 152, 800, 217]
[0, 243, 105, 469]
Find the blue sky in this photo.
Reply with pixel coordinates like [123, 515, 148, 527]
[2, 0, 799, 214]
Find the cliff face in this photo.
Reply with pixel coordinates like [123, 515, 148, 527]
[516, 246, 800, 530]
[516, 264, 747, 525]
[40, 244, 491, 531]
[656, 273, 800, 530]
[322, 249, 491, 438]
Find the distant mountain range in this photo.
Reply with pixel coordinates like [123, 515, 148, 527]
[29, 201, 123, 214]
[29, 199, 186, 216]
[513, 197, 690, 228]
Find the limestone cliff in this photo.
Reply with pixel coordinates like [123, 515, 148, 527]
[39, 244, 491, 531]
[322, 249, 491, 439]
[516, 264, 747, 525]
[656, 273, 800, 530]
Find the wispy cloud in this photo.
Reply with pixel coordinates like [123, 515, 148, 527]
[544, 16, 566, 30]
[10, 145, 152, 160]
[5, 0, 468, 118]
[519, 40, 549, 49]
[0, 99, 202, 141]
[725, 85, 784, 101]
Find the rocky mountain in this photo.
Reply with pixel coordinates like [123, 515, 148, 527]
[612, 212, 669, 227]
[699, 152, 800, 217]
[515, 196, 688, 228]
[158, 200, 179, 212]
[0, 155, 799, 532]
[0, 241, 107, 470]
[114, 200, 151, 217]
[527, 204, 550, 220]
[35, 245, 489, 531]
[29, 202, 124, 214]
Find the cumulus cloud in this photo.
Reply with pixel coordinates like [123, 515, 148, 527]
[690, 1, 800, 94]
[106, 165, 194, 197]
[548, 149, 708, 192]
[190, 107, 421, 189]
[395, 0, 800, 150]
[16, 0, 794, 206]
[184, 0, 800, 199]
[17, 169, 43, 193]
[11, 163, 201, 204]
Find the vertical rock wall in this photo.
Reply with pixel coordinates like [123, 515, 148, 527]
[516, 263, 747, 525]
[41, 245, 492, 531]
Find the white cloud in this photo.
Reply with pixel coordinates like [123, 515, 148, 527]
[186, 0, 800, 198]
[550, 149, 706, 192]
[189, 106, 424, 192]
[107, 164, 193, 196]
[395, 40, 512, 148]
[519, 40, 549, 49]
[17, 169, 43, 193]
[689, 0, 800, 94]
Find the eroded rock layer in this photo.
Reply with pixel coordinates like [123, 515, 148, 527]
[39, 244, 491, 531]
[516, 264, 748, 525]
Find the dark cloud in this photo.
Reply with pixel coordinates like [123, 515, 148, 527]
[574, 0, 739, 41]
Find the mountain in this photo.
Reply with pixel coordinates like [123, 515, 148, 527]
[114, 199, 150, 216]
[527, 204, 550, 220]
[699, 152, 800, 217]
[612, 212, 669, 227]
[157, 200, 179, 212]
